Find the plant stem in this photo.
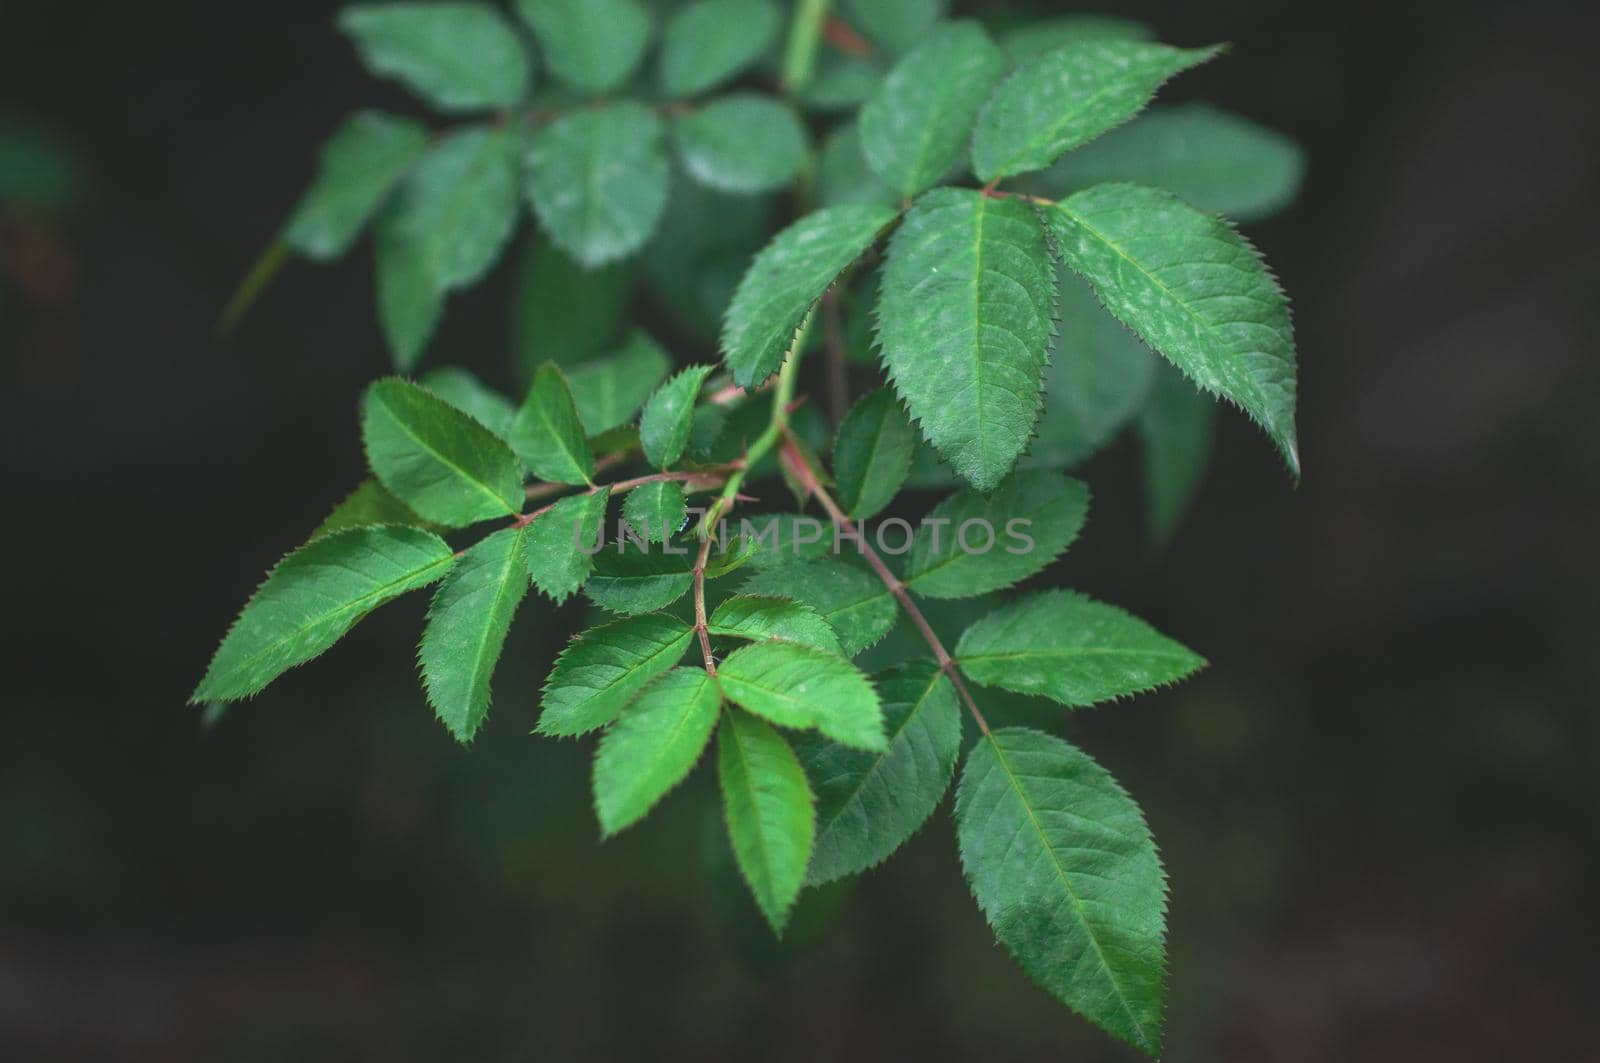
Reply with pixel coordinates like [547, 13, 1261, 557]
[514, 468, 729, 529]
[781, 0, 831, 93]
[217, 239, 289, 335]
[778, 434, 992, 736]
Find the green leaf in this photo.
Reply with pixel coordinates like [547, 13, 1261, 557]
[639, 364, 714, 468]
[362, 377, 525, 525]
[674, 95, 809, 195]
[511, 234, 633, 380]
[418, 366, 517, 436]
[282, 111, 428, 260]
[717, 639, 885, 751]
[658, 0, 781, 98]
[508, 363, 595, 485]
[832, 388, 915, 520]
[525, 487, 610, 601]
[955, 728, 1168, 1054]
[515, 0, 651, 93]
[840, 0, 944, 55]
[523, 103, 669, 268]
[740, 559, 896, 656]
[418, 525, 530, 742]
[338, 3, 531, 112]
[956, 590, 1204, 705]
[1020, 102, 1305, 222]
[722, 204, 898, 386]
[565, 330, 671, 435]
[311, 479, 433, 540]
[797, 660, 960, 884]
[709, 595, 842, 653]
[374, 205, 443, 371]
[585, 539, 695, 614]
[593, 667, 721, 835]
[997, 15, 1152, 67]
[734, 513, 835, 568]
[905, 470, 1088, 599]
[1137, 362, 1216, 547]
[621, 480, 687, 543]
[538, 612, 693, 736]
[818, 121, 899, 209]
[716, 707, 815, 933]
[859, 22, 1004, 198]
[195, 526, 454, 702]
[1046, 182, 1299, 474]
[389, 126, 521, 291]
[797, 52, 884, 112]
[971, 39, 1222, 183]
[876, 187, 1054, 491]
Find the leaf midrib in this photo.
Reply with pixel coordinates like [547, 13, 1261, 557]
[379, 393, 516, 514]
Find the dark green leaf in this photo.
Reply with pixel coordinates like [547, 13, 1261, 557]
[374, 204, 443, 371]
[971, 40, 1222, 182]
[717, 707, 815, 932]
[593, 667, 721, 835]
[538, 612, 693, 736]
[674, 94, 808, 194]
[658, 0, 781, 98]
[797, 660, 960, 883]
[283, 111, 428, 260]
[840, 0, 944, 55]
[515, 0, 651, 93]
[832, 388, 915, 520]
[997, 15, 1152, 67]
[418, 366, 517, 436]
[565, 330, 671, 435]
[585, 538, 695, 613]
[195, 526, 454, 701]
[525, 487, 610, 601]
[956, 728, 1168, 1054]
[1137, 362, 1216, 546]
[311, 479, 433, 540]
[511, 234, 633, 381]
[717, 639, 885, 751]
[709, 595, 842, 652]
[621, 480, 687, 542]
[796, 52, 884, 112]
[741, 559, 896, 656]
[876, 187, 1054, 491]
[818, 121, 899, 208]
[508, 363, 595, 485]
[389, 126, 520, 291]
[640, 364, 714, 467]
[338, 3, 531, 112]
[362, 377, 525, 525]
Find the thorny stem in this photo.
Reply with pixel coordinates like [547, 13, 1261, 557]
[778, 433, 993, 736]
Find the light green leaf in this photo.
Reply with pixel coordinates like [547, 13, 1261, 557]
[717, 639, 885, 751]
[905, 470, 1088, 599]
[833, 388, 915, 520]
[338, 3, 531, 112]
[283, 111, 428, 260]
[389, 126, 520, 291]
[362, 377, 524, 525]
[621, 480, 687, 543]
[419, 366, 517, 436]
[515, 0, 651, 93]
[565, 330, 671, 435]
[840, 0, 944, 55]
[971, 39, 1222, 182]
[716, 707, 815, 933]
[859, 22, 1004, 198]
[525, 487, 610, 601]
[508, 363, 595, 485]
[585, 538, 695, 613]
[524, 103, 669, 269]
[639, 364, 714, 467]
[511, 234, 633, 381]
[658, 0, 781, 98]
[797, 660, 960, 884]
[195, 526, 454, 701]
[419, 525, 530, 742]
[876, 187, 1054, 491]
[997, 15, 1152, 67]
[1137, 361, 1216, 547]
[674, 94, 809, 195]
[740, 559, 896, 656]
[1046, 182, 1299, 474]
[374, 204, 443, 371]
[538, 612, 693, 736]
[593, 667, 721, 835]
[1020, 102, 1305, 222]
[311, 479, 433, 540]
[709, 595, 842, 653]
[818, 121, 899, 208]
[722, 204, 898, 386]
[956, 590, 1204, 705]
[956, 728, 1168, 1054]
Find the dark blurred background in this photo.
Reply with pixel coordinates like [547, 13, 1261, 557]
[4, 0, 1597, 1059]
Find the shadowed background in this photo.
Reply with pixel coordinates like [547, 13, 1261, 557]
[4, 0, 1597, 1059]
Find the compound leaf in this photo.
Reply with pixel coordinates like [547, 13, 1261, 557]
[797, 660, 959, 883]
[195, 526, 453, 702]
[717, 707, 815, 933]
[876, 187, 1054, 492]
[1046, 182, 1299, 474]
[509, 362, 595, 485]
[972, 39, 1222, 182]
[717, 639, 886, 751]
[283, 111, 428, 260]
[741, 559, 896, 656]
[640, 364, 715, 468]
[338, 2, 531, 112]
[674, 94, 809, 195]
[658, 0, 782, 98]
[515, 0, 651, 93]
[419, 525, 530, 742]
[362, 377, 524, 525]
[722, 204, 898, 386]
[859, 22, 1004, 198]
[523, 102, 669, 269]
[833, 388, 915, 520]
[956, 728, 1168, 1054]
[709, 595, 842, 653]
[525, 486, 610, 601]
[593, 667, 721, 835]
[538, 612, 693, 736]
